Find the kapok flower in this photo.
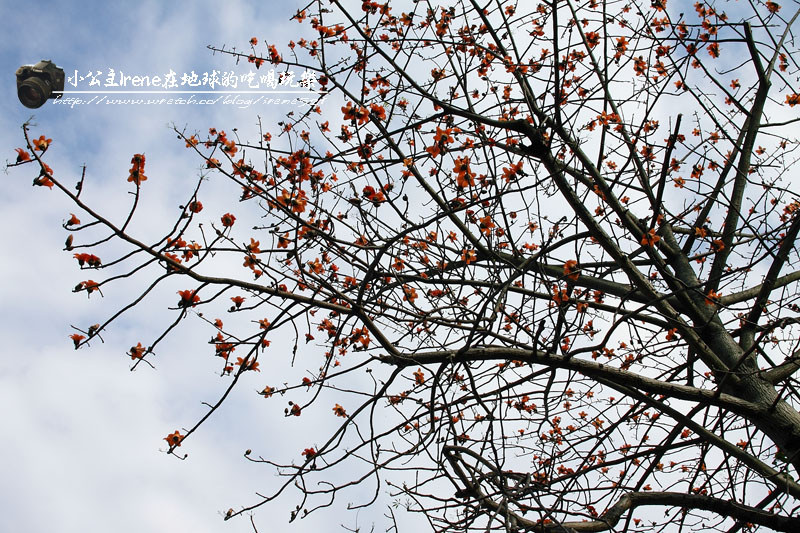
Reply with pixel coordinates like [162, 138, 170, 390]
[301, 447, 316, 458]
[221, 213, 236, 227]
[33, 135, 52, 151]
[129, 342, 146, 360]
[15, 148, 31, 162]
[563, 260, 579, 281]
[69, 333, 85, 349]
[705, 289, 721, 306]
[177, 289, 200, 307]
[164, 431, 184, 447]
[640, 228, 660, 246]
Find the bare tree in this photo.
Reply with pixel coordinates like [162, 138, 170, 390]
[11, 0, 800, 531]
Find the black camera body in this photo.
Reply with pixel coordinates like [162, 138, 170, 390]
[16, 60, 65, 109]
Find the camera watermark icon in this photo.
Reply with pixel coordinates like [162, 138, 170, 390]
[16, 60, 65, 108]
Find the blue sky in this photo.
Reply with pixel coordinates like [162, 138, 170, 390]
[0, 1, 405, 532]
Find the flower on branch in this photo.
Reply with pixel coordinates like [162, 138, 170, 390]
[74, 253, 102, 267]
[15, 148, 31, 162]
[641, 229, 660, 246]
[127, 153, 147, 185]
[129, 342, 146, 360]
[302, 447, 316, 458]
[164, 431, 184, 448]
[563, 260, 580, 281]
[236, 357, 260, 372]
[33, 135, 52, 151]
[177, 289, 200, 307]
[453, 157, 475, 188]
[705, 289, 721, 306]
[69, 333, 85, 349]
[221, 213, 236, 227]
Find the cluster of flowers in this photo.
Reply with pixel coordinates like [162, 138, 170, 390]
[127, 153, 147, 185]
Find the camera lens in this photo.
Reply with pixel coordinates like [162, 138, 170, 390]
[18, 77, 51, 108]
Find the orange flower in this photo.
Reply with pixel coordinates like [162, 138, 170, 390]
[34, 176, 55, 189]
[129, 342, 146, 360]
[66, 213, 81, 226]
[301, 447, 316, 459]
[413, 368, 425, 385]
[249, 37, 258, 46]
[164, 431, 184, 447]
[33, 135, 52, 151]
[15, 148, 31, 162]
[332, 404, 347, 417]
[188, 201, 203, 213]
[221, 213, 236, 227]
[127, 168, 147, 185]
[231, 296, 245, 308]
[69, 333, 85, 349]
[267, 44, 281, 64]
[276, 189, 308, 214]
[705, 289, 721, 306]
[502, 161, 524, 182]
[403, 285, 418, 303]
[369, 103, 386, 121]
[453, 157, 475, 188]
[341, 102, 369, 125]
[563, 260, 579, 281]
[81, 280, 100, 294]
[462, 249, 477, 265]
[552, 285, 569, 305]
[177, 289, 200, 307]
[615, 37, 628, 58]
[478, 216, 495, 235]
[640, 228, 660, 246]
[128, 154, 147, 186]
[235, 357, 260, 371]
[73, 253, 102, 267]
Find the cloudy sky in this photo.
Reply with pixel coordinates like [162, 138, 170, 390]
[0, 1, 410, 532]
